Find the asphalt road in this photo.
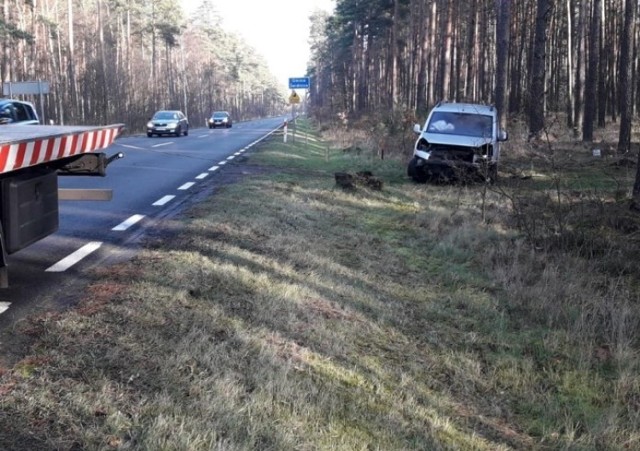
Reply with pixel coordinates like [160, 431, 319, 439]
[0, 116, 284, 340]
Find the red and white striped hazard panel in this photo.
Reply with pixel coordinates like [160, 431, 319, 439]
[0, 124, 124, 174]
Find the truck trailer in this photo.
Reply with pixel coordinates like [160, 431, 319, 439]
[0, 122, 124, 287]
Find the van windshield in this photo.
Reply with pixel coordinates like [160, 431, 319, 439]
[427, 112, 493, 138]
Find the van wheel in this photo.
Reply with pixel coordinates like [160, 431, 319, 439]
[408, 157, 428, 183]
[488, 165, 498, 184]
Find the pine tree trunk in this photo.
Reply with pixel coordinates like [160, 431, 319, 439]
[619, 0, 635, 154]
[529, 0, 553, 137]
[597, 0, 607, 128]
[495, 0, 510, 129]
[566, 0, 574, 128]
[574, 0, 586, 137]
[67, 0, 77, 122]
[583, 0, 601, 142]
[417, 2, 429, 114]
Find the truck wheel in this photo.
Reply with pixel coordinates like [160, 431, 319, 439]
[408, 157, 428, 183]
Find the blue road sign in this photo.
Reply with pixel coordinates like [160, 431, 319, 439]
[289, 77, 310, 89]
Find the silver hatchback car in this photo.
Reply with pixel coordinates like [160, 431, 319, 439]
[147, 110, 189, 137]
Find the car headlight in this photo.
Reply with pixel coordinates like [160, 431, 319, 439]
[222, 118, 228, 123]
[208, 118, 213, 123]
[146, 121, 154, 128]
[168, 122, 177, 129]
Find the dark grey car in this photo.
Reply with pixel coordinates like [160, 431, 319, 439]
[208, 111, 232, 129]
[147, 110, 189, 137]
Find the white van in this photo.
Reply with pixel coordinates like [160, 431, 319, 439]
[408, 102, 508, 183]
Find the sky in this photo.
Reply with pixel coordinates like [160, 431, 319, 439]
[181, 0, 336, 89]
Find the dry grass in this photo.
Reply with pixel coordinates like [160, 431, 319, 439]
[0, 118, 639, 450]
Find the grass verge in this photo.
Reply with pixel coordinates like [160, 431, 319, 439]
[0, 119, 639, 450]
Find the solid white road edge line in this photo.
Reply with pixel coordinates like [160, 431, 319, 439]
[46, 241, 103, 272]
[0, 302, 10, 314]
[112, 214, 145, 231]
[152, 142, 173, 148]
[153, 195, 175, 206]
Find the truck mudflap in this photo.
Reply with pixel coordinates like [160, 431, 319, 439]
[0, 124, 124, 175]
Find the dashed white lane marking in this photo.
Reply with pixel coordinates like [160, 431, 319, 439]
[120, 144, 144, 150]
[46, 241, 103, 272]
[12, 127, 280, 290]
[198, 135, 208, 138]
[0, 302, 10, 314]
[196, 173, 208, 180]
[153, 195, 175, 206]
[179, 182, 195, 190]
[112, 214, 145, 231]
